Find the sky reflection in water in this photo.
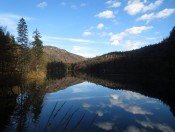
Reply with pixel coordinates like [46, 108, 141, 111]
[40, 81, 175, 132]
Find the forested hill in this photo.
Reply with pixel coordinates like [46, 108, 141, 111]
[44, 46, 86, 63]
[75, 27, 175, 75]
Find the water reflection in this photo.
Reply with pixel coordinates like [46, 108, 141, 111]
[0, 74, 175, 131]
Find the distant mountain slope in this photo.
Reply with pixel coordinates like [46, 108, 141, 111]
[44, 46, 86, 63]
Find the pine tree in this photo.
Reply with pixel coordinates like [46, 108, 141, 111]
[17, 18, 29, 73]
[32, 29, 43, 72]
[17, 18, 28, 48]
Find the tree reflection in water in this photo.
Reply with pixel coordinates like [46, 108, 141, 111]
[0, 73, 175, 131]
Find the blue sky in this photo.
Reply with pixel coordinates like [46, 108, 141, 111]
[0, 0, 175, 57]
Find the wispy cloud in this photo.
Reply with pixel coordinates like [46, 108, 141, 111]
[37, 1, 48, 8]
[95, 122, 114, 131]
[72, 46, 96, 58]
[0, 13, 32, 31]
[60, 2, 87, 9]
[83, 31, 92, 36]
[80, 3, 87, 7]
[96, 10, 115, 18]
[124, 0, 163, 15]
[43, 36, 95, 44]
[110, 94, 152, 115]
[106, 0, 121, 8]
[72, 86, 92, 93]
[123, 91, 146, 100]
[137, 120, 174, 132]
[137, 8, 175, 23]
[83, 103, 92, 108]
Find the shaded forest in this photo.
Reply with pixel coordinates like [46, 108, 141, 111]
[0, 27, 22, 80]
[75, 27, 175, 75]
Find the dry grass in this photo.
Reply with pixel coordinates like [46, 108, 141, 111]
[25, 71, 46, 82]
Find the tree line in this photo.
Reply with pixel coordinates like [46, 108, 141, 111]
[74, 26, 175, 75]
[0, 18, 44, 81]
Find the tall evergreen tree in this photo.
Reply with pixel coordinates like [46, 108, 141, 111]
[17, 18, 28, 48]
[17, 18, 29, 73]
[32, 29, 43, 72]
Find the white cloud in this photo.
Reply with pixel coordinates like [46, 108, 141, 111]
[137, 120, 174, 132]
[124, 41, 142, 50]
[137, 8, 175, 23]
[126, 26, 152, 34]
[123, 91, 146, 100]
[143, 0, 163, 12]
[95, 122, 114, 131]
[124, 0, 163, 15]
[126, 105, 152, 115]
[37, 1, 48, 8]
[124, 0, 144, 15]
[137, 13, 155, 23]
[83, 31, 92, 36]
[110, 26, 152, 45]
[110, 32, 125, 45]
[83, 103, 92, 108]
[96, 111, 104, 117]
[96, 10, 115, 18]
[97, 23, 104, 29]
[110, 94, 152, 115]
[106, 0, 121, 8]
[156, 8, 175, 18]
[72, 86, 92, 93]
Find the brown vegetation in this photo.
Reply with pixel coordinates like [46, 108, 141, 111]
[44, 46, 86, 63]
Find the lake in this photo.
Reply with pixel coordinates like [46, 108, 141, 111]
[0, 74, 175, 132]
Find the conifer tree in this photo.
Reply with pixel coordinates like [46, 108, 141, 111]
[17, 18, 29, 73]
[32, 29, 43, 72]
[17, 18, 28, 48]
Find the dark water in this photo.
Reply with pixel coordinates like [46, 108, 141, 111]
[0, 74, 175, 132]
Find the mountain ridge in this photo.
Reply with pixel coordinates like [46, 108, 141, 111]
[74, 26, 175, 74]
[43, 45, 86, 63]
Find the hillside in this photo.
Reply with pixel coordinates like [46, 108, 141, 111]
[44, 46, 86, 63]
[75, 27, 175, 75]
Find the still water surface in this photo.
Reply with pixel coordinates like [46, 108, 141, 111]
[1, 76, 175, 131]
